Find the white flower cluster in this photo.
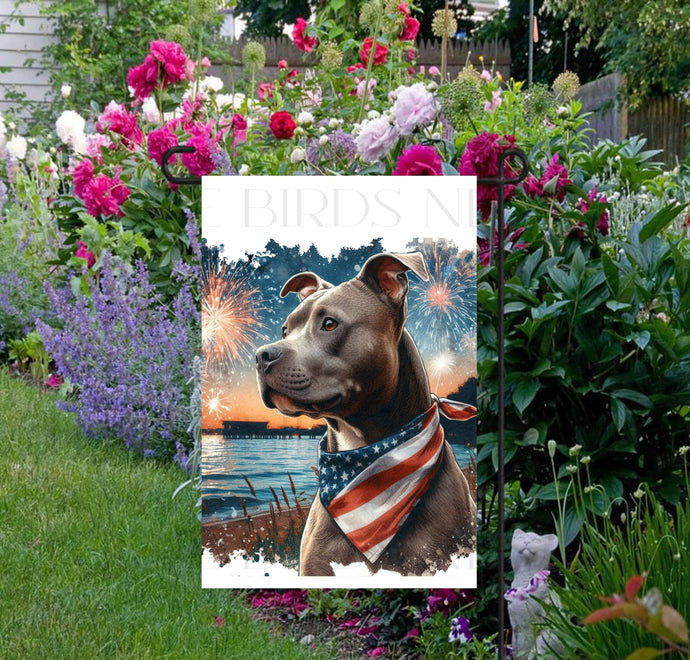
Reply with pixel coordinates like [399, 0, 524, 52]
[55, 110, 87, 154]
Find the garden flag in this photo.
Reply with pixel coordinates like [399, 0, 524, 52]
[201, 177, 478, 588]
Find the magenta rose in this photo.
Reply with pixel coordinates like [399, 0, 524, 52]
[393, 144, 442, 175]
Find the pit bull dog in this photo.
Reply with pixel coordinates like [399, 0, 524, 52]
[255, 252, 477, 576]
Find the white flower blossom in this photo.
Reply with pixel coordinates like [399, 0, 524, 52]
[6, 134, 27, 160]
[297, 111, 314, 126]
[239, 164, 250, 176]
[200, 76, 224, 93]
[319, 134, 329, 146]
[141, 97, 160, 123]
[55, 110, 86, 150]
[61, 83, 72, 98]
[290, 147, 306, 164]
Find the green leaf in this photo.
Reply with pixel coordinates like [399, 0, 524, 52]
[441, 162, 460, 175]
[611, 397, 627, 431]
[639, 202, 690, 243]
[624, 649, 661, 660]
[632, 330, 651, 350]
[512, 380, 540, 415]
[522, 428, 540, 446]
[606, 300, 630, 311]
[612, 389, 653, 409]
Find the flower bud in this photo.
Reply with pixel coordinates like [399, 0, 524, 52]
[290, 147, 306, 164]
[547, 440, 556, 458]
[61, 84, 72, 98]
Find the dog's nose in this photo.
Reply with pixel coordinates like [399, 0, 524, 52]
[256, 345, 283, 374]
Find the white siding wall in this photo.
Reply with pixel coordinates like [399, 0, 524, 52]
[0, 0, 56, 115]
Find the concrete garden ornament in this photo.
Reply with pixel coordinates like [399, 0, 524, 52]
[506, 528, 563, 659]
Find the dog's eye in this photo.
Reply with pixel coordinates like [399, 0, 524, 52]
[322, 318, 338, 332]
[282, 327, 287, 339]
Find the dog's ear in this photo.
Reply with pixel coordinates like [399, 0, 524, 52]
[357, 252, 429, 306]
[280, 272, 333, 301]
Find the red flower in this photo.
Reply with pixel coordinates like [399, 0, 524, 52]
[347, 63, 365, 74]
[82, 173, 131, 218]
[459, 132, 517, 218]
[75, 241, 96, 268]
[277, 59, 288, 69]
[478, 226, 529, 266]
[398, 2, 410, 15]
[72, 159, 95, 198]
[232, 114, 247, 131]
[360, 37, 389, 66]
[269, 111, 297, 139]
[96, 102, 144, 148]
[127, 40, 189, 101]
[213, 616, 225, 629]
[147, 125, 178, 166]
[400, 16, 420, 41]
[541, 153, 572, 202]
[393, 144, 442, 176]
[523, 174, 543, 198]
[292, 18, 317, 52]
[181, 122, 218, 177]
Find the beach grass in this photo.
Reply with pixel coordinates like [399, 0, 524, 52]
[0, 370, 319, 659]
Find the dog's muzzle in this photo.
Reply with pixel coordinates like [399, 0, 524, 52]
[255, 344, 283, 374]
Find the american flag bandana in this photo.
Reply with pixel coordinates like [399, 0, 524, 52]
[317, 396, 476, 563]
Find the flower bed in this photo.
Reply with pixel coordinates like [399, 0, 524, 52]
[1, 1, 689, 654]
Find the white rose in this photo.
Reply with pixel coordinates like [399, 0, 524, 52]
[290, 147, 306, 164]
[55, 110, 86, 149]
[239, 164, 250, 176]
[6, 134, 27, 160]
[141, 96, 160, 122]
[297, 111, 313, 126]
[61, 84, 72, 98]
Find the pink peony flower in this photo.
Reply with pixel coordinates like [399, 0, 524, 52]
[357, 77, 377, 102]
[147, 125, 178, 166]
[96, 101, 144, 148]
[82, 173, 131, 218]
[523, 174, 543, 198]
[541, 153, 572, 202]
[257, 82, 274, 101]
[360, 37, 388, 66]
[127, 40, 189, 101]
[201, 56, 211, 68]
[355, 115, 398, 162]
[459, 132, 518, 218]
[398, 2, 410, 15]
[400, 16, 420, 41]
[45, 374, 63, 388]
[75, 240, 96, 268]
[391, 82, 438, 135]
[484, 89, 502, 112]
[85, 133, 113, 163]
[72, 159, 95, 198]
[232, 113, 247, 131]
[429, 65, 440, 77]
[576, 185, 610, 235]
[277, 59, 288, 69]
[292, 18, 317, 52]
[181, 122, 218, 177]
[393, 144, 442, 175]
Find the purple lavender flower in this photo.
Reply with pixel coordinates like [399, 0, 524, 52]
[37, 252, 200, 459]
[448, 616, 473, 643]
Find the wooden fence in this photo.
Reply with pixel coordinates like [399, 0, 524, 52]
[210, 36, 511, 84]
[577, 73, 689, 167]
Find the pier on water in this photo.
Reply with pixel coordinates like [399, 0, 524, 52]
[221, 421, 326, 440]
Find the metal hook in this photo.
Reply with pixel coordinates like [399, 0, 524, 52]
[161, 146, 202, 186]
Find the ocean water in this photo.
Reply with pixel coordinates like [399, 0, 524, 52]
[202, 434, 476, 523]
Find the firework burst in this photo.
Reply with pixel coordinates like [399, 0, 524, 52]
[202, 260, 267, 375]
[407, 239, 476, 353]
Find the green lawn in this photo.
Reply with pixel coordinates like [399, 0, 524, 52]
[0, 370, 318, 659]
